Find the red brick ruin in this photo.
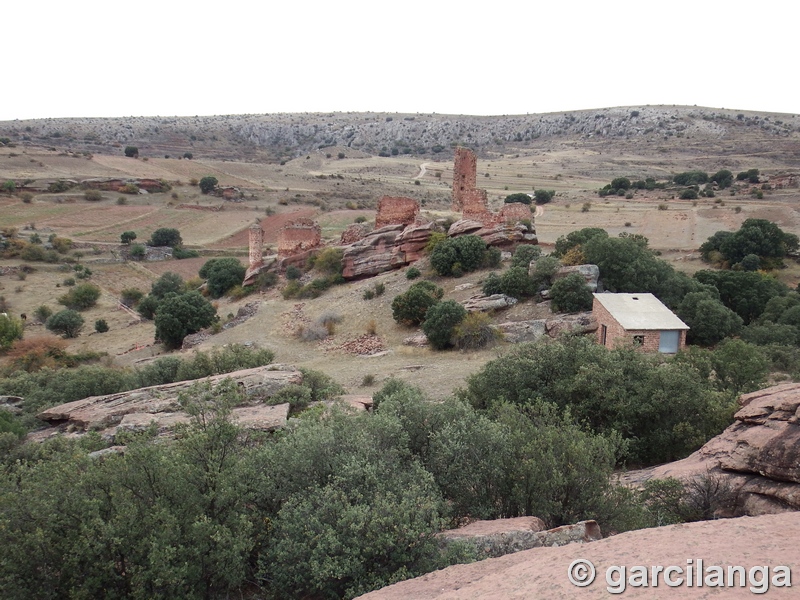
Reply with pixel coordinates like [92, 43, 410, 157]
[277, 218, 322, 258]
[452, 147, 477, 212]
[375, 196, 420, 229]
[248, 223, 264, 271]
[452, 146, 531, 226]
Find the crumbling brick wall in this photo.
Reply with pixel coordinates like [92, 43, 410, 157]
[499, 202, 532, 223]
[452, 147, 477, 212]
[248, 223, 264, 270]
[375, 196, 420, 229]
[461, 189, 491, 221]
[277, 218, 322, 258]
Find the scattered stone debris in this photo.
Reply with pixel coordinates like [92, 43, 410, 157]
[281, 303, 311, 336]
[321, 334, 387, 356]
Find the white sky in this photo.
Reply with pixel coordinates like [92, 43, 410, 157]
[3, 0, 797, 121]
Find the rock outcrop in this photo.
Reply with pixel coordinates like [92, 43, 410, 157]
[341, 224, 405, 279]
[357, 513, 800, 599]
[462, 294, 518, 312]
[495, 313, 597, 344]
[437, 518, 601, 560]
[623, 383, 800, 516]
[495, 319, 547, 343]
[553, 264, 600, 291]
[32, 365, 302, 442]
[448, 219, 537, 249]
[81, 178, 170, 193]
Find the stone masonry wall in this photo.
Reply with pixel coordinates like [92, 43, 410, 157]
[375, 196, 420, 229]
[248, 223, 264, 270]
[277, 218, 322, 258]
[499, 202, 533, 223]
[452, 146, 477, 212]
[461, 188, 490, 221]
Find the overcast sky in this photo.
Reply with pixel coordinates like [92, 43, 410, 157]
[3, 0, 796, 121]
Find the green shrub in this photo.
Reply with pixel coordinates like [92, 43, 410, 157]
[533, 189, 555, 204]
[172, 247, 200, 259]
[33, 305, 53, 324]
[550, 273, 593, 313]
[199, 176, 218, 194]
[285, 265, 302, 280]
[0, 315, 24, 350]
[406, 266, 421, 280]
[120, 231, 137, 245]
[503, 192, 531, 205]
[199, 258, 247, 298]
[154, 291, 217, 349]
[120, 288, 143, 308]
[481, 266, 536, 299]
[46, 310, 84, 338]
[148, 228, 182, 248]
[311, 247, 344, 276]
[391, 281, 443, 326]
[430, 235, 487, 277]
[58, 283, 101, 311]
[94, 319, 109, 333]
[84, 190, 102, 202]
[453, 312, 500, 350]
[512, 244, 542, 268]
[128, 243, 146, 260]
[124, 146, 138, 158]
[422, 300, 467, 350]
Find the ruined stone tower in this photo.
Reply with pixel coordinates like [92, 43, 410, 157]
[452, 147, 477, 212]
[248, 223, 264, 271]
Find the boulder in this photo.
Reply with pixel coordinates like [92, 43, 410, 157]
[462, 294, 518, 312]
[553, 264, 600, 291]
[473, 222, 537, 249]
[392, 221, 436, 265]
[403, 333, 429, 347]
[447, 219, 484, 237]
[495, 319, 547, 343]
[544, 312, 598, 337]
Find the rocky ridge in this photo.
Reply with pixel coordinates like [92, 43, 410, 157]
[623, 382, 800, 516]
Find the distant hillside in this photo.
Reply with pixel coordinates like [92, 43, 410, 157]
[2, 106, 799, 165]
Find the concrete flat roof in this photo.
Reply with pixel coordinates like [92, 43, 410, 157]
[593, 292, 689, 330]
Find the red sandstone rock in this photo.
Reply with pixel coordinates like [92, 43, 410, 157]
[375, 196, 419, 229]
[392, 221, 436, 264]
[341, 225, 404, 279]
[357, 513, 800, 600]
[622, 383, 800, 516]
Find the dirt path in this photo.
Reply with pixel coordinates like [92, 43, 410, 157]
[415, 162, 430, 179]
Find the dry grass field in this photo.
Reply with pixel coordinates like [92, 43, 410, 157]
[1, 107, 799, 394]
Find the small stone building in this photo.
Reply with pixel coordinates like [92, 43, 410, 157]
[592, 293, 689, 354]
